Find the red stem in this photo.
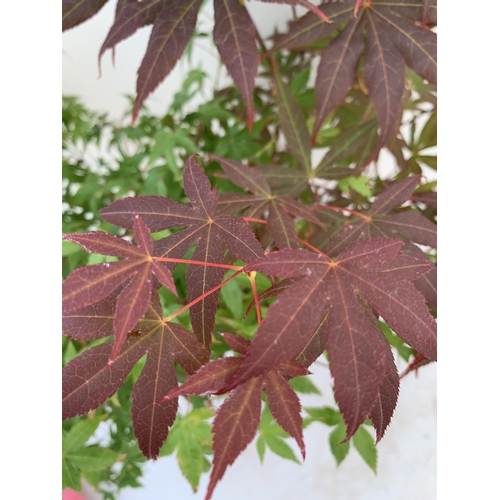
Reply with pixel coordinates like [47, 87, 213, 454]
[243, 217, 267, 224]
[248, 273, 262, 325]
[298, 238, 331, 259]
[164, 270, 243, 323]
[154, 256, 242, 271]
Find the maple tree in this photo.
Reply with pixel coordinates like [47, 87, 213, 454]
[62, 1, 437, 498]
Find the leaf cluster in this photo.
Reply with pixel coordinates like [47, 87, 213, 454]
[62, 2, 437, 499]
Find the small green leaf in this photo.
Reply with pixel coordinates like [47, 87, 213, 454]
[87, 254, 119, 265]
[62, 241, 82, 257]
[159, 422, 179, 457]
[81, 469, 101, 488]
[161, 408, 214, 490]
[63, 417, 102, 453]
[288, 376, 321, 394]
[263, 434, 300, 464]
[65, 447, 120, 471]
[149, 130, 170, 166]
[304, 406, 341, 426]
[418, 155, 437, 169]
[173, 129, 197, 154]
[176, 423, 207, 492]
[256, 435, 266, 464]
[379, 321, 413, 361]
[62, 457, 81, 491]
[338, 176, 372, 198]
[353, 426, 377, 474]
[62, 338, 79, 365]
[221, 273, 243, 318]
[417, 112, 437, 150]
[189, 407, 215, 421]
[289, 68, 310, 97]
[329, 423, 350, 466]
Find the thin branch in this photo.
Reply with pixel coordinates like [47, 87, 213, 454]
[164, 270, 243, 323]
[154, 256, 242, 271]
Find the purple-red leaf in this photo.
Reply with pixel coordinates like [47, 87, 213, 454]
[101, 156, 264, 347]
[132, 0, 203, 122]
[209, 155, 271, 196]
[99, 0, 167, 70]
[101, 196, 203, 231]
[268, 201, 300, 249]
[364, 12, 405, 152]
[63, 215, 177, 364]
[219, 332, 251, 355]
[62, 0, 109, 31]
[368, 330, 400, 443]
[161, 332, 322, 498]
[264, 370, 305, 458]
[372, 7, 437, 86]
[373, 0, 436, 26]
[210, 155, 323, 248]
[313, 17, 365, 142]
[223, 238, 435, 437]
[131, 330, 178, 459]
[273, 64, 312, 171]
[186, 229, 226, 347]
[183, 156, 219, 216]
[223, 262, 330, 390]
[63, 291, 208, 459]
[213, 0, 259, 130]
[62, 293, 117, 340]
[112, 265, 152, 362]
[326, 176, 437, 256]
[62, 259, 141, 313]
[161, 357, 243, 402]
[269, 1, 354, 53]
[295, 310, 328, 369]
[325, 285, 387, 440]
[62, 231, 143, 259]
[168, 322, 211, 375]
[400, 353, 432, 378]
[206, 377, 263, 500]
[62, 336, 150, 420]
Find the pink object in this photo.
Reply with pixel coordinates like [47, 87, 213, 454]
[62, 488, 86, 500]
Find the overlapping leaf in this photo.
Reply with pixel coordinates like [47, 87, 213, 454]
[251, 120, 378, 198]
[100, 156, 264, 346]
[272, 62, 312, 171]
[62, 214, 177, 363]
[268, 0, 436, 149]
[269, 2, 354, 53]
[62, 0, 109, 32]
[213, 0, 260, 130]
[161, 332, 309, 500]
[98, 0, 168, 68]
[221, 238, 436, 439]
[63, 292, 209, 459]
[133, 0, 203, 122]
[210, 155, 323, 248]
[326, 175, 437, 257]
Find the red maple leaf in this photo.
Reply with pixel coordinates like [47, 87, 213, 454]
[62, 213, 177, 363]
[63, 291, 209, 459]
[160, 331, 323, 500]
[210, 154, 324, 249]
[221, 238, 436, 440]
[99, 155, 264, 347]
